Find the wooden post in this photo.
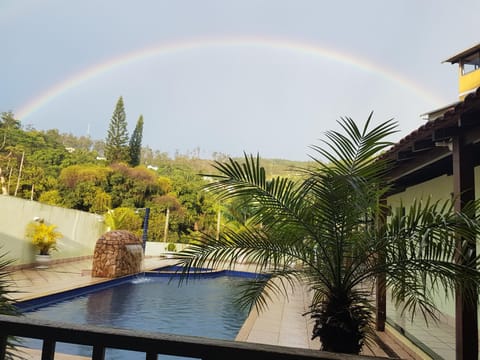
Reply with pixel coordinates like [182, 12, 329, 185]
[146, 352, 158, 360]
[0, 334, 7, 360]
[452, 135, 478, 360]
[92, 345, 106, 360]
[375, 197, 387, 331]
[41, 339, 56, 360]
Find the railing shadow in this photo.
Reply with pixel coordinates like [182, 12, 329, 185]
[0, 314, 384, 360]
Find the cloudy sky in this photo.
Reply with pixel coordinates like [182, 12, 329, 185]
[1, 1, 478, 160]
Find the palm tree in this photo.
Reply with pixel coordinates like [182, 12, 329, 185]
[177, 114, 480, 354]
[0, 250, 21, 359]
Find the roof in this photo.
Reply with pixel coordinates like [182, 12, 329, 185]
[380, 87, 480, 161]
[420, 100, 461, 121]
[443, 43, 480, 64]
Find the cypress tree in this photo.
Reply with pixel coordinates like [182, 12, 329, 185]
[129, 115, 144, 167]
[105, 96, 129, 163]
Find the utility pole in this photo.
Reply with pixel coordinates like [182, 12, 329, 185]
[163, 207, 170, 243]
[216, 209, 221, 240]
[14, 151, 24, 197]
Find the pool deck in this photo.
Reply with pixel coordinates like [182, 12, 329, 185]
[6, 257, 426, 359]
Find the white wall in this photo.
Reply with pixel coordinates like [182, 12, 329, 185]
[144, 241, 188, 257]
[0, 196, 190, 267]
[0, 196, 105, 266]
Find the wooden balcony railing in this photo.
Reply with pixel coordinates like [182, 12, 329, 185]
[0, 315, 384, 360]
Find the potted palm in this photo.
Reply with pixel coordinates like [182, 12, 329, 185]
[177, 115, 480, 354]
[25, 220, 62, 268]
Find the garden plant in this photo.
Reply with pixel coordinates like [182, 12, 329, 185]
[25, 220, 62, 256]
[178, 114, 480, 354]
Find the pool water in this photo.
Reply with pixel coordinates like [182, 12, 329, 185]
[21, 274, 252, 359]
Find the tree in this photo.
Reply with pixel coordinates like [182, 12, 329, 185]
[129, 115, 144, 167]
[58, 164, 111, 211]
[104, 96, 129, 163]
[107, 163, 160, 208]
[178, 115, 480, 354]
[38, 190, 63, 206]
[0, 111, 20, 129]
[0, 112, 28, 156]
[1, 112, 21, 150]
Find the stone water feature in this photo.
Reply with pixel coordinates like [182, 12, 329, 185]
[92, 230, 144, 278]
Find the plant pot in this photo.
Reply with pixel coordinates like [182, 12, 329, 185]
[164, 251, 175, 259]
[35, 254, 52, 269]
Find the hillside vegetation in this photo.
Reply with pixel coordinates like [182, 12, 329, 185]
[0, 111, 312, 243]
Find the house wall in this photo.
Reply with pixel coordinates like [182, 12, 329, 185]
[459, 67, 480, 98]
[387, 174, 453, 209]
[386, 166, 480, 322]
[0, 196, 105, 266]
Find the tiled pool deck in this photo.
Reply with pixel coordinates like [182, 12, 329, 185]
[7, 257, 428, 359]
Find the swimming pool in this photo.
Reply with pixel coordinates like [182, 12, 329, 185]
[18, 270, 255, 359]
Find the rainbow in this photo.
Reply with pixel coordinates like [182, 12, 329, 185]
[16, 36, 445, 120]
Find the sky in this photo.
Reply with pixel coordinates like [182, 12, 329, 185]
[1, 1, 479, 161]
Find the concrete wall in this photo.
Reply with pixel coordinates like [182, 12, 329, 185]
[144, 241, 188, 256]
[0, 196, 189, 267]
[0, 196, 106, 266]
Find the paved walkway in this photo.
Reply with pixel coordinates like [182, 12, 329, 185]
[386, 298, 456, 360]
[6, 258, 425, 359]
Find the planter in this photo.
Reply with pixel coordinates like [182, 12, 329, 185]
[164, 251, 175, 259]
[35, 254, 52, 269]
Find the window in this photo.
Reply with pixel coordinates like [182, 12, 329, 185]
[461, 52, 480, 75]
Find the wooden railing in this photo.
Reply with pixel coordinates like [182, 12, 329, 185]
[0, 315, 384, 360]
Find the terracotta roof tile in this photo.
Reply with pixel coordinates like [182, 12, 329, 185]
[380, 87, 480, 160]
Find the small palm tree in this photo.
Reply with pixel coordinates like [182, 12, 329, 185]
[103, 208, 142, 232]
[177, 114, 480, 354]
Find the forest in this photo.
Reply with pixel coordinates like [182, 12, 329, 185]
[0, 105, 310, 243]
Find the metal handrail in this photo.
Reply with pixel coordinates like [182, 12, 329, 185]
[0, 315, 383, 360]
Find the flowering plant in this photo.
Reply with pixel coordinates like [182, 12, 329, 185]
[25, 221, 62, 255]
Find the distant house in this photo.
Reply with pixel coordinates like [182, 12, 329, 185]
[379, 43, 480, 360]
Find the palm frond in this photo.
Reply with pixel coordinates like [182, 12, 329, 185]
[379, 197, 480, 322]
[309, 114, 397, 179]
[0, 250, 22, 360]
